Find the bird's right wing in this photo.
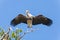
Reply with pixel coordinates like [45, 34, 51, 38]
[10, 14, 27, 26]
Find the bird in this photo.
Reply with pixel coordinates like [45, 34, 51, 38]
[10, 10, 52, 28]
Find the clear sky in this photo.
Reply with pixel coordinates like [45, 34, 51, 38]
[0, 0, 60, 40]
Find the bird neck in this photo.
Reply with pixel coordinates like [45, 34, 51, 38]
[26, 12, 30, 17]
[26, 11, 33, 19]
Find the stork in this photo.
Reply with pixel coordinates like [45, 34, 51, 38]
[10, 10, 52, 28]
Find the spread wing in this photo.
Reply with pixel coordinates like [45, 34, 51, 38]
[32, 15, 52, 26]
[10, 14, 27, 26]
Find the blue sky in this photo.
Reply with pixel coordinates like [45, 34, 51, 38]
[0, 0, 60, 40]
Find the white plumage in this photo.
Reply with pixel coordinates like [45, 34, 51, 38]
[26, 10, 34, 18]
[25, 10, 33, 28]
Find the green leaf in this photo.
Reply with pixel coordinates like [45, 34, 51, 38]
[0, 28, 4, 36]
[12, 32, 16, 38]
[1, 31, 4, 36]
[16, 29, 19, 34]
[16, 29, 22, 34]
[15, 36, 18, 40]
[19, 29, 22, 32]
[8, 37, 11, 40]
[15, 36, 20, 40]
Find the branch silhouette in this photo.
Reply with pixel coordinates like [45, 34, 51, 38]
[0, 27, 40, 40]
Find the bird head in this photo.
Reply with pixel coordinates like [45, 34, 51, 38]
[26, 10, 30, 15]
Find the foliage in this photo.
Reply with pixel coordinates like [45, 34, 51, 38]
[0, 27, 4, 37]
[0, 27, 40, 40]
[12, 32, 16, 38]
[0, 27, 23, 40]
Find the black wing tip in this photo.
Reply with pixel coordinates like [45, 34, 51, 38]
[10, 19, 17, 27]
[45, 18, 53, 26]
[42, 18, 53, 26]
[10, 23, 16, 26]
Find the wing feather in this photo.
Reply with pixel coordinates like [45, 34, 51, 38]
[10, 14, 27, 26]
[32, 15, 52, 26]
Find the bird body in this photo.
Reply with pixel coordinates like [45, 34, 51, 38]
[11, 10, 52, 28]
[27, 19, 32, 28]
[26, 10, 33, 28]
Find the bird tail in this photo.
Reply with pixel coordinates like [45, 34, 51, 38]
[27, 20, 32, 28]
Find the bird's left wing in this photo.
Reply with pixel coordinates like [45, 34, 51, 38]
[10, 14, 27, 26]
[32, 15, 42, 25]
[32, 15, 52, 26]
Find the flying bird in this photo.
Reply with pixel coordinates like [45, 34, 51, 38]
[10, 10, 52, 28]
